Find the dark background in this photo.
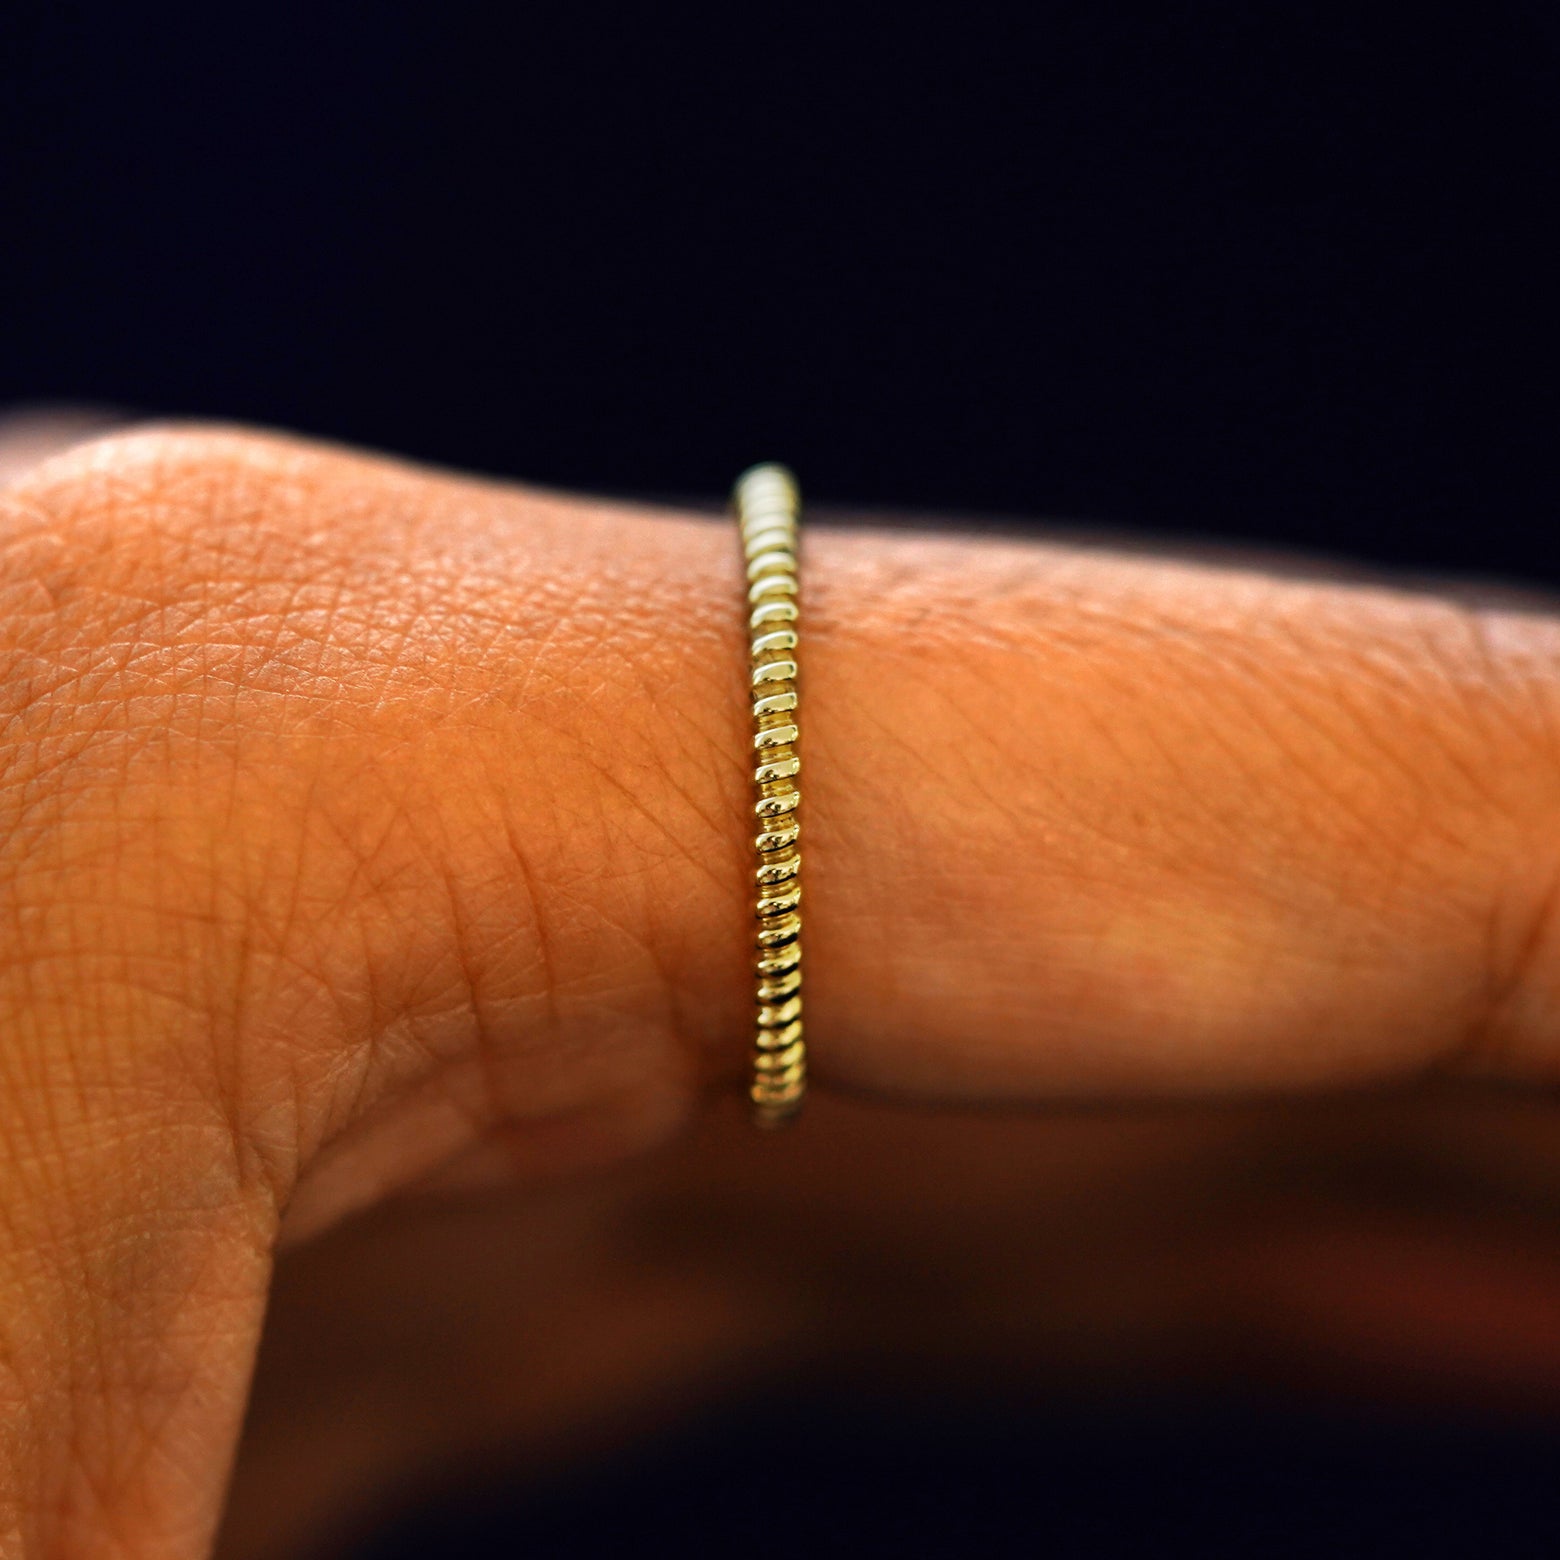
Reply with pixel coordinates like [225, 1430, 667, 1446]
[3, 4, 1558, 576]
[5, 3, 1560, 1555]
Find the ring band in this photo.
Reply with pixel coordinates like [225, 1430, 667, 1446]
[734, 463, 806, 1126]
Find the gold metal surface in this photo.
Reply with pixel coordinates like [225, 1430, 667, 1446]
[732, 462, 807, 1126]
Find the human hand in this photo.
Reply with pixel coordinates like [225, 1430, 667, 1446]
[4, 423, 1559, 1557]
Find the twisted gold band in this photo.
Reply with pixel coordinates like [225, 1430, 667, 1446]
[733, 463, 806, 1127]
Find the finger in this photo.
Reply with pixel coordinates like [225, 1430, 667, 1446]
[8, 424, 1560, 1171]
[804, 525, 1560, 1100]
[8, 423, 1559, 1164]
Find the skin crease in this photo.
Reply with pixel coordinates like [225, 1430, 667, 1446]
[3, 424, 1560, 1555]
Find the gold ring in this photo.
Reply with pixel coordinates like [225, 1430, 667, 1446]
[733, 463, 806, 1126]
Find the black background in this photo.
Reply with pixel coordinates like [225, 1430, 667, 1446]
[3, 4, 1558, 575]
[5, 3, 1560, 1555]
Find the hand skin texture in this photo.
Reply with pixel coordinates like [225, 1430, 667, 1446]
[3, 424, 1560, 1556]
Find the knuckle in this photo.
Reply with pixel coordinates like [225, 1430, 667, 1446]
[0, 424, 708, 1202]
[0, 425, 318, 837]
[1226, 585, 1560, 1083]
[0, 427, 348, 1199]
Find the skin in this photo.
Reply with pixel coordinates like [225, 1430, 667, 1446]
[3, 423, 1560, 1556]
